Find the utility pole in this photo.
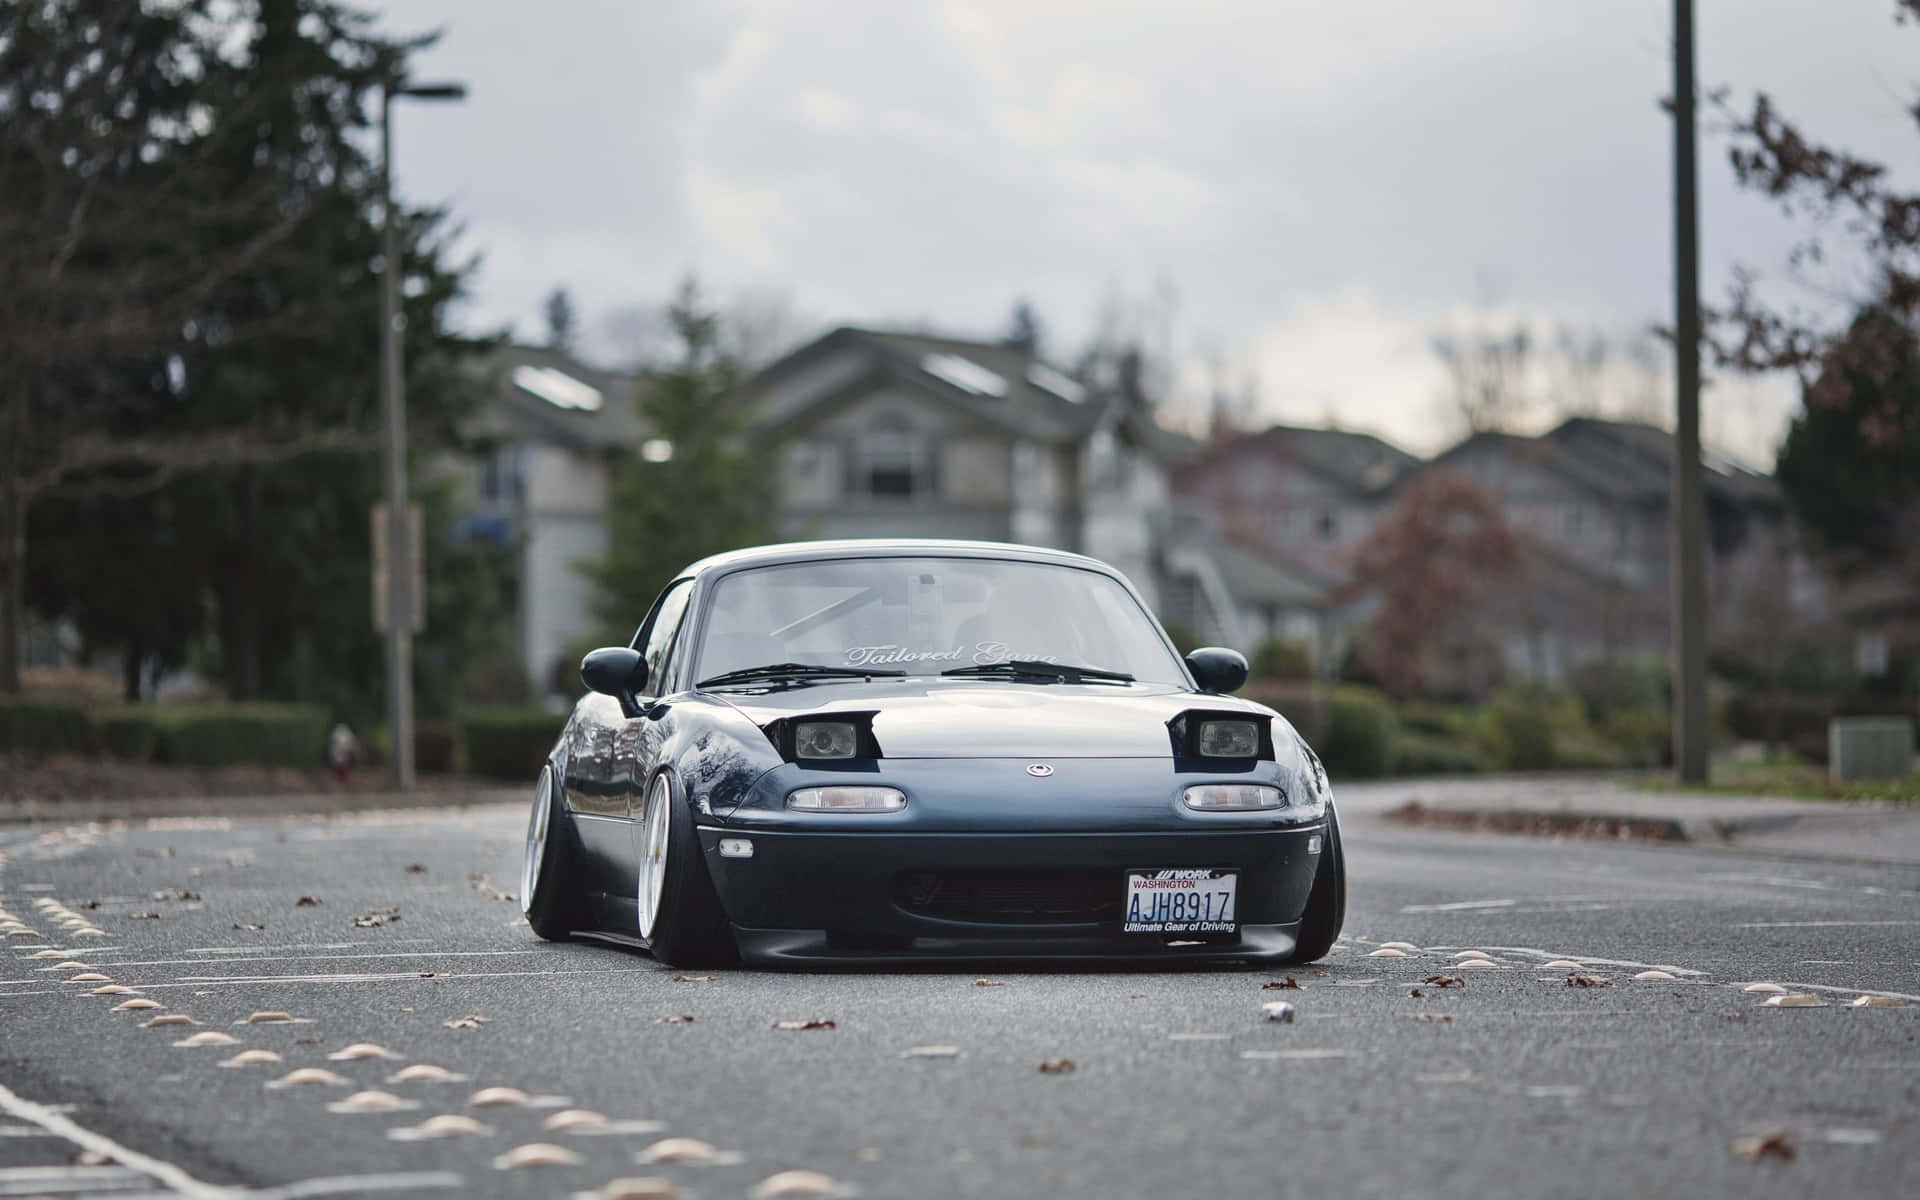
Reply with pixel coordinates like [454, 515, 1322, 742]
[378, 77, 464, 791]
[1671, 0, 1709, 783]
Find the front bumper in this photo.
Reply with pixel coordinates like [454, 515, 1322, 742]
[697, 824, 1323, 965]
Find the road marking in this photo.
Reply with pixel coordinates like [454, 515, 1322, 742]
[0, 1080, 225, 1198]
[1733, 921, 1920, 928]
[1400, 899, 1515, 912]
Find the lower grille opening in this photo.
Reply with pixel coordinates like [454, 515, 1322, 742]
[892, 869, 1119, 925]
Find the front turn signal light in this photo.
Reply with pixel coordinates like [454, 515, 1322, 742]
[1181, 783, 1284, 812]
[786, 786, 907, 812]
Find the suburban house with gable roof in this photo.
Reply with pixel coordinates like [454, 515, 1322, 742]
[735, 326, 1251, 645]
[454, 343, 643, 696]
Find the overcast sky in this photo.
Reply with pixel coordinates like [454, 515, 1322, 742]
[371, 0, 1919, 462]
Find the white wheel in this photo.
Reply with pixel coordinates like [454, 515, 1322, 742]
[521, 768, 553, 917]
[637, 775, 672, 940]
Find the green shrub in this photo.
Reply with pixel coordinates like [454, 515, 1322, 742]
[1551, 729, 1629, 771]
[1250, 637, 1313, 682]
[1568, 658, 1665, 723]
[159, 703, 331, 768]
[1600, 708, 1669, 767]
[0, 699, 95, 756]
[1397, 700, 1476, 739]
[1475, 693, 1556, 770]
[95, 708, 165, 762]
[1321, 687, 1399, 779]
[1240, 681, 1327, 745]
[457, 707, 565, 780]
[1393, 730, 1488, 775]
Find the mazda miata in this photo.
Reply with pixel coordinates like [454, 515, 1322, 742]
[521, 539, 1344, 967]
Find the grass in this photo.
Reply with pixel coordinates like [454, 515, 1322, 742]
[1631, 757, 1920, 803]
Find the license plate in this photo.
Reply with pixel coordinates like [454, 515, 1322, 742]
[1123, 869, 1237, 934]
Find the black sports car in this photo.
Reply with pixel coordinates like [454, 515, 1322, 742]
[521, 539, 1345, 967]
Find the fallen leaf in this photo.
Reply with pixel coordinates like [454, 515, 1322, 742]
[1262, 977, 1302, 990]
[173, 1031, 238, 1047]
[1732, 1129, 1796, 1161]
[232, 922, 264, 931]
[295, 896, 322, 907]
[350, 906, 401, 928]
[387, 1113, 493, 1141]
[388, 1063, 468, 1084]
[1036, 1057, 1077, 1074]
[1423, 976, 1466, 989]
[771, 1018, 836, 1031]
[218, 1050, 281, 1067]
[1567, 974, 1612, 988]
[443, 1014, 490, 1030]
[1307, 969, 1331, 977]
[751, 1169, 855, 1198]
[1762, 994, 1827, 1008]
[1409, 988, 1424, 998]
[1411, 1013, 1453, 1023]
[1262, 1000, 1296, 1023]
[493, 1143, 583, 1169]
[637, 1137, 721, 1164]
[266, 1067, 349, 1088]
[327, 1042, 399, 1061]
[576, 1179, 684, 1200]
[654, 1015, 696, 1025]
[973, 978, 1004, 987]
[1850, 995, 1905, 1008]
[130, 910, 166, 919]
[327, 1090, 420, 1114]
[405, 863, 427, 874]
[151, 889, 200, 902]
[469, 1087, 531, 1107]
[671, 975, 713, 983]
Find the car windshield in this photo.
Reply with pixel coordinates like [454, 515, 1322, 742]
[694, 556, 1188, 685]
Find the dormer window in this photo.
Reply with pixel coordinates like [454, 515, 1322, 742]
[859, 418, 927, 498]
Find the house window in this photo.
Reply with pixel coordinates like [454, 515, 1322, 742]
[859, 421, 926, 498]
[1317, 509, 1337, 541]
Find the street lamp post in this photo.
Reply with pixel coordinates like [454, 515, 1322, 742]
[379, 77, 465, 791]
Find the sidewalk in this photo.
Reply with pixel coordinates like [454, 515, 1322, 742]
[0, 785, 525, 825]
[1337, 774, 1920, 867]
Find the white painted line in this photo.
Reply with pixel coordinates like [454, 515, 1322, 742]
[97, 949, 548, 969]
[0, 1080, 226, 1198]
[1734, 920, 1920, 928]
[252, 1171, 464, 1198]
[1399, 898, 1516, 913]
[183, 940, 433, 954]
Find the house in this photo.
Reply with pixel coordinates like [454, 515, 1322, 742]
[1400, 417, 1813, 682]
[735, 326, 1251, 644]
[454, 344, 644, 698]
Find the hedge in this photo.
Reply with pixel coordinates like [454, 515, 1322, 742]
[95, 708, 162, 762]
[1393, 731, 1488, 775]
[159, 703, 331, 768]
[457, 707, 566, 780]
[1321, 688, 1400, 779]
[0, 699, 95, 756]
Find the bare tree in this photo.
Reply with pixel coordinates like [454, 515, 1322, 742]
[1432, 323, 1535, 434]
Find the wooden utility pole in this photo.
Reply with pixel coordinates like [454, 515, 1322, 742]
[1672, 0, 1710, 783]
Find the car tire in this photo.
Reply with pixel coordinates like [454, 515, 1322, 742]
[523, 765, 583, 942]
[1284, 808, 1346, 963]
[636, 772, 738, 968]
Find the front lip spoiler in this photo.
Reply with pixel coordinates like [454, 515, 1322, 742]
[731, 922, 1303, 968]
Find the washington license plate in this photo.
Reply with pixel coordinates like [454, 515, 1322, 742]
[1123, 869, 1237, 933]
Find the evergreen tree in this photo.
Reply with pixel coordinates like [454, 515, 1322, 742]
[544, 287, 577, 352]
[585, 278, 775, 638]
[1005, 298, 1043, 357]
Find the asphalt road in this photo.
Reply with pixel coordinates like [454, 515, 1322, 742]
[1, 801, 1915, 1200]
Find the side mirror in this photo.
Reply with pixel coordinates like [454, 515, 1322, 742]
[1185, 647, 1249, 695]
[581, 646, 649, 712]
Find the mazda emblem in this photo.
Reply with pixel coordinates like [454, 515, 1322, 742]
[1026, 763, 1054, 777]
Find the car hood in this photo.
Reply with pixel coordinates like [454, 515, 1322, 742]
[709, 679, 1284, 759]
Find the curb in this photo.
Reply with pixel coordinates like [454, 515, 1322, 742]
[0, 787, 526, 826]
[1382, 801, 1689, 842]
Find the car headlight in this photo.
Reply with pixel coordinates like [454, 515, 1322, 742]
[793, 721, 858, 760]
[786, 786, 907, 812]
[1196, 719, 1259, 757]
[1181, 783, 1284, 811]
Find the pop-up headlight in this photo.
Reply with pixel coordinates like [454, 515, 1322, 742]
[794, 721, 858, 760]
[1197, 719, 1259, 757]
